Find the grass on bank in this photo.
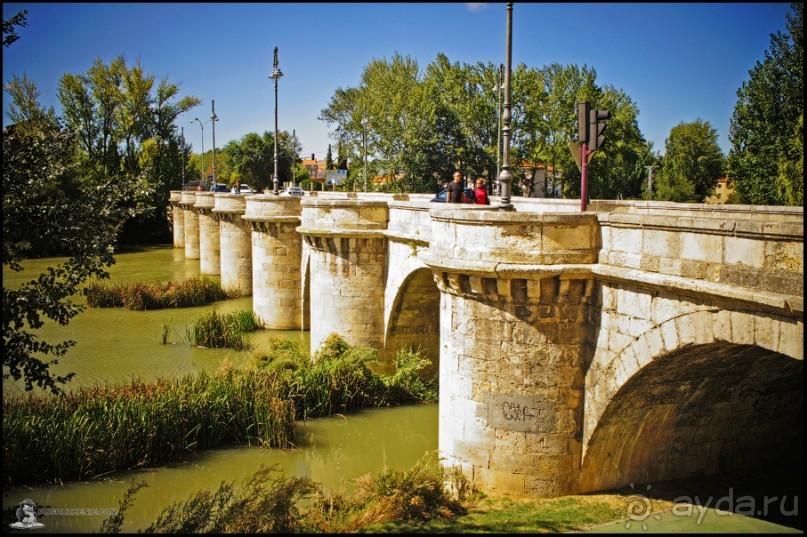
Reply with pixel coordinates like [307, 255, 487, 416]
[85, 276, 230, 310]
[3, 334, 437, 487]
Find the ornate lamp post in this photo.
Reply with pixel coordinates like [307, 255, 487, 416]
[191, 117, 209, 186]
[494, 63, 504, 196]
[362, 106, 368, 192]
[498, 2, 514, 211]
[180, 126, 185, 190]
[211, 100, 219, 185]
[269, 47, 284, 195]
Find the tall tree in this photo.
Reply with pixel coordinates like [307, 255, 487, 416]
[654, 119, 724, 202]
[3, 86, 150, 393]
[728, 2, 803, 206]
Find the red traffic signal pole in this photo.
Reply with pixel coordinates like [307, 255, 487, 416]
[580, 141, 591, 212]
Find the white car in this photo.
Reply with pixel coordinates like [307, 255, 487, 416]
[282, 186, 304, 197]
[232, 185, 255, 194]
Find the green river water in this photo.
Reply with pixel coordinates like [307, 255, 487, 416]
[2, 245, 438, 533]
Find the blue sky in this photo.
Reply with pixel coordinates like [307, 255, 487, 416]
[2, 2, 792, 159]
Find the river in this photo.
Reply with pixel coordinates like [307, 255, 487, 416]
[2, 245, 438, 532]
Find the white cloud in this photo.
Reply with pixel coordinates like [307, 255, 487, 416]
[466, 3, 490, 13]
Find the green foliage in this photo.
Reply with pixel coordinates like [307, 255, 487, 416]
[3, 369, 296, 486]
[85, 276, 228, 309]
[254, 334, 437, 420]
[101, 453, 467, 533]
[728, 3, 803, 206]
[190, 309, 260, 350]
[655, 119, 724, 202]
[2, 9, 28, 47]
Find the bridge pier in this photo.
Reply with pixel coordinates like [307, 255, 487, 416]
[213, 194, 252, 296]
[244, 195, 303, 329]
[298, 199, 389, 356]
[179, 191, 200, 260]
[195, 192, 221, 275]
[424, 208, 600, 497]
[169, 190, 185, 248]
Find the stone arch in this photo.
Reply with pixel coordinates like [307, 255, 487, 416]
[584, 309, 803, 454]
[383, 266, 441, 375]
[580, 308, 803, 494]
[579, 342, 802, 494]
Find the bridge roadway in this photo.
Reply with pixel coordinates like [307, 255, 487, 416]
[170, 191, 803, 498]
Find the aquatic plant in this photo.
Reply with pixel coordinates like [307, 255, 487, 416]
[2, 369, 295, 487]
[190, 309, 260, 350]
[85, 276, 229, 310]
[253, 334, 437, 421]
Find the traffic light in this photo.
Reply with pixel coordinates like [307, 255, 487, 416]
[575, 101, 590, 143]
[588, 108, 611, 151]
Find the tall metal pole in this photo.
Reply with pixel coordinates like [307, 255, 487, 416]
[269, 47, 284, 195]
[211, 100, 218, 185]
[495, 63, 503, 196]
[192, 118, 206, 186]
[581, 141, 590, 211]
[363, 105, 368, 192]
[180, 127, 185, 189]
[498, 3, 514, 211]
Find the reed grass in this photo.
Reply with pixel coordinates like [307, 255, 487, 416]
[2, 368, 295, 487]
[190, 309, 260, 350]
[99, 452, 468, 533]
[85, 276, 228, 310]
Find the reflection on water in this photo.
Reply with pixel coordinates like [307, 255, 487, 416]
[2, 245, 439, 533]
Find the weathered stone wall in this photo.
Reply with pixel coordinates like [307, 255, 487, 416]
[213, 194, 252, 296]
[244, 195, 302, 329]
[424, 208, 601, 497]
[298, 199, 388, 355]
[169, 191, 185, 248]
[195, 192, 220, 275]
[180, 191, 200, 260]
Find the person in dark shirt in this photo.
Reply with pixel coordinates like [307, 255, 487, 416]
[447, 171, 464, 203]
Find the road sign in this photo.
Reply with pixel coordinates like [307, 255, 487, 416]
[568, 141, 594, 171]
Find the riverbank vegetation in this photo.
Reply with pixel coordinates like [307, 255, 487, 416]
[85, 276, 229, 310]
[98, 453, 643, 533]
[3, 334, 436, 487]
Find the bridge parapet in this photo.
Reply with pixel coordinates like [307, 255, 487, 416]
[598, 211, 803, 315]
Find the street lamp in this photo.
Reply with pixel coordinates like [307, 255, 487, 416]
[493, 63, 504, 196]
[211, 100, 219, 185]
[269, 46, 284, 195]
[180, 126, 185, 190]
[644, 165, 658, 200]
[498, 2, 514, 211]
[362, 106, 368, 192]
[191, 117, 210, 186]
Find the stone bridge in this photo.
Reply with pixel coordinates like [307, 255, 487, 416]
[170, 190, 803, 497]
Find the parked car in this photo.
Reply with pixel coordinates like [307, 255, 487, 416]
[209, 183, 229, 193]
[282, 186, 304, 197]
[233, 185, 255, 194]
[430, 187, 476, 203]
